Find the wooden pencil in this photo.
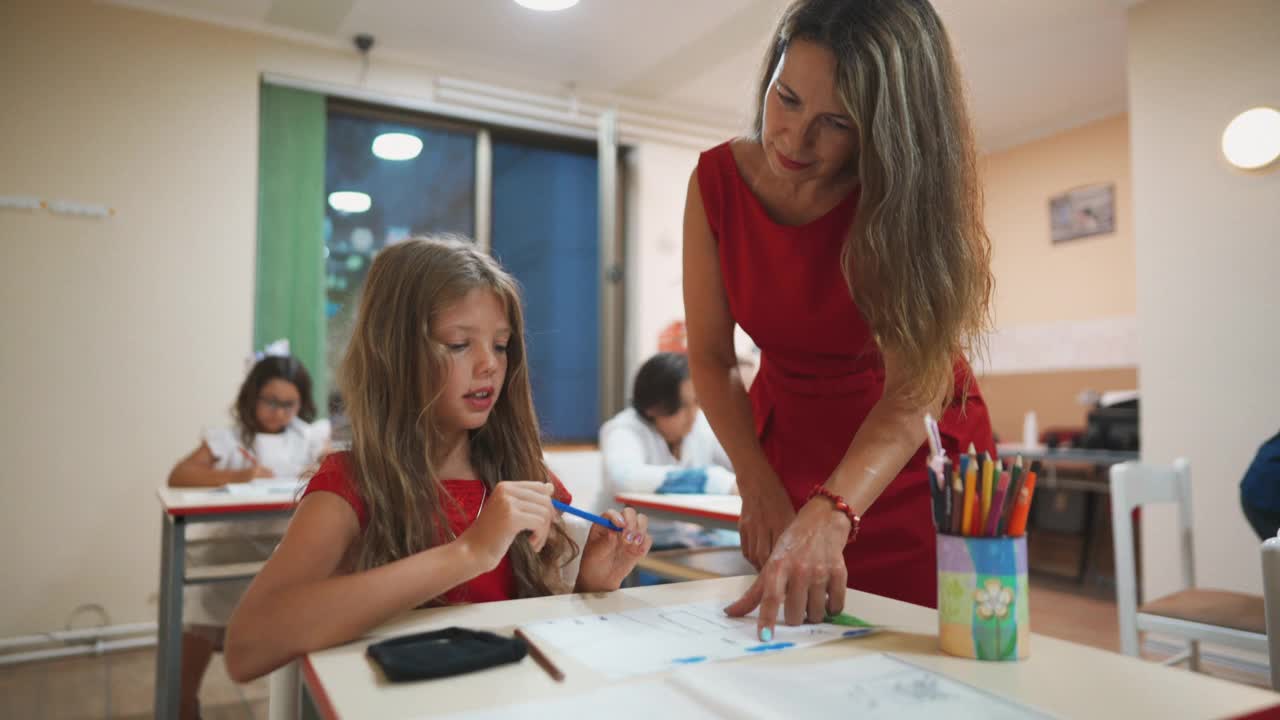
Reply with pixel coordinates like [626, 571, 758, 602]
[984, 470, 1007, 536]
[514, 628, 564, 682]
[1007, 471, 1038, 537]
[961, 444, 977, 535]
[997, 456, 1025, 536]
[942, 459, 953, 532]
[980, 453, 995, 531]
[950, 467, 964, 534]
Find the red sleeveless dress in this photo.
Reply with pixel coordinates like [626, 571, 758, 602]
[697, 142, 995, 608]
[304, 452, 572, 604]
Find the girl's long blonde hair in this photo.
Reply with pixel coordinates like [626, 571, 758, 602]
[339, 235, 576, 599]
[753, 0, 993, 405]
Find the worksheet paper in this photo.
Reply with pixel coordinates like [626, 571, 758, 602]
[520, 600, 872, 680]
[223, 477, 304, 495]
[667, 652, 1053, 719]
[436, 653, 1051, 720]
[179, 478, 303, 504]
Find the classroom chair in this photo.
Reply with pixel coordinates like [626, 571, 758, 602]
[1110, 459, 1267, 670]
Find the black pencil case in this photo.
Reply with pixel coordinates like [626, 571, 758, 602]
[366, 627, 528, 682]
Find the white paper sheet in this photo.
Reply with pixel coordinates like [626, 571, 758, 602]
[222, 477, 304, 496]
[434, 680, 717, 720]
[521, 600, 873, 680]
[435, 653, 1051, 720]
[669, 653, 1053, 720]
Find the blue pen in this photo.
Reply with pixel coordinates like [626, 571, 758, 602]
[551, 499, 623, 532]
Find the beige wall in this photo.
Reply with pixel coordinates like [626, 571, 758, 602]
[1129, 0, 1280, 599]
[977, 115, 1137, 436]
[1, 1, 261, 636]
[622, 142, 700, 388]
[982, 114, 1135, 329]
[981, 368, 1140, 444]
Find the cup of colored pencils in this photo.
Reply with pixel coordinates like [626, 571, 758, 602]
[924, 415, 1037, 662]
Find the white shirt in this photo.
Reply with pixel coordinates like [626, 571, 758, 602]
[203, 417, 331, 479]
[599, 408, 735, 496]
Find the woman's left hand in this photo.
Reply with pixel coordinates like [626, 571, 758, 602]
[574, 508, 652, 592]
[724, 498, 850, 639]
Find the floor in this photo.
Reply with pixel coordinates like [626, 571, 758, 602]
[0, 577, 1268, 718]
[0, 645, 269, 720]
[1027, 575, 1270, 689]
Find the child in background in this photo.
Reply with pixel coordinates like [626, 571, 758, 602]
[170, 348, 330, 485]
[600, 352, 739, 549]
[224, 235, 652, 682]
[167, 349, 330, 719]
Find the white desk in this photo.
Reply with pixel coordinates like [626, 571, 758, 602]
[996, 444, 1139, 494]
[299, 576, 1279, 719]
[614, 493, 741, 532]
[154, 487, 296, 719]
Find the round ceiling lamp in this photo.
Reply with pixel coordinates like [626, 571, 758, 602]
[372, 132, 423, 161]
[328, 191, 372, 213]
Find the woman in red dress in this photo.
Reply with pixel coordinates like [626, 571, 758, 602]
[684, 0, 995, 638]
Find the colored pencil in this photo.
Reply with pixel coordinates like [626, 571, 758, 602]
[985, 470, 1010, 537]
[941, 459, 953, 533]
[927, 466, 941, 530]
[980, 453, 995, 531]
[1007, 471, 1038, 537]
[961, 444, 977, 535]
[949, 468, 964, 535]
[997, 456, 1024, 536]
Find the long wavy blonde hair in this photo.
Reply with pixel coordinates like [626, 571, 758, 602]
[338, 235, 576, 599]
[753, 0, 992, 405]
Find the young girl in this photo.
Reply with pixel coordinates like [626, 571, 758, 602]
[168, 351, 330, 719]
[224, 235, 653, 682]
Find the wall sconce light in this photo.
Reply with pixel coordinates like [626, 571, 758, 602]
[1221, 107, 1280, 170]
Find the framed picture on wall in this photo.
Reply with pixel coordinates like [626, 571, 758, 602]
[1049, 183, 1115, 243]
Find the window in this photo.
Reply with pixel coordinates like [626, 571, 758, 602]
[491, 136, 600, 442]
[317, 100, 613, 442]
[323, 104, 476, 377]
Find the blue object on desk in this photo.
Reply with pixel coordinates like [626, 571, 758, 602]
[551, 499, 622, 532]
[655, 467, 710, 494]
[745, 642, 795, 653]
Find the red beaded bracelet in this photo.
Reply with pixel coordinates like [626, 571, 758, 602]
[806, 486, 861, 546]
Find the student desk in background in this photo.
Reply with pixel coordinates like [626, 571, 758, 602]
[997, 444, 1140, 493]
[613, 492, 741, 532]
[153, 487, 295, 720]
[998, 445, 1140, 588]
[296, 576, 1279, 719]
[613, 493, 749, 582]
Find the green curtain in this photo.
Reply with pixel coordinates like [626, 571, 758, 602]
[255, 83, 328, 414]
